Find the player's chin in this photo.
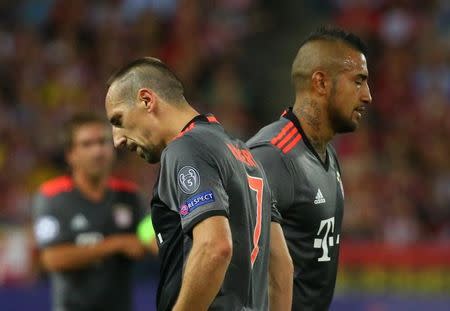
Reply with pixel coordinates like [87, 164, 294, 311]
[335, 119, 358, 133]
[350, 117, 360, 128]
[86, 166, 109, 178]
[142, 155, 160, 164]
[348, 120, 359, 132]
[137, 147, 160, 164]
[349, 112, 362, 129]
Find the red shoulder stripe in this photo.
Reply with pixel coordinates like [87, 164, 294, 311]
[108, 178, 138, 193]
[40, 176, 74, 197]
[206, 116, 219, 123]
[282, 133, 302, 153]
[275, 127, 298, 149]
[173, 123, 196, 141]
[270, 122, 294, 146]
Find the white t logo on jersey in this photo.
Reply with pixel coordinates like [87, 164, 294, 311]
[313, 217, 340, 262]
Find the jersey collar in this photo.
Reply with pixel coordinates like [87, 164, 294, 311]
[181, 114, 219, 131]
[174, 113, 220, 141]
[281, 107, 330, 171]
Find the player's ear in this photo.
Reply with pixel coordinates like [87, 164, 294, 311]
[311, 71, 329, 96]
[138, 88, 157, 113]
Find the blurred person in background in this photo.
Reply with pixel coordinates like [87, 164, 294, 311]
[248, 27, 372, 311]
[105, 57, 292, 311]
[32, 113, 157, 311]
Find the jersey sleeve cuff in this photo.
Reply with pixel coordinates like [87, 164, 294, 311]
[271, 214, 283, 224]
[182, 209, 229, 234]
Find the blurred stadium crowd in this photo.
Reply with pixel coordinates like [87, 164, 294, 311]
[0, 0, 449, 284]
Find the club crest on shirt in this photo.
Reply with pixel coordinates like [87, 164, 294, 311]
[113, 204, 133, 228]
[178, 166, 200, 194]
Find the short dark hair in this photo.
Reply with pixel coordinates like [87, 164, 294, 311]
[107, 57, 185, 103]
[300, 26, 368, 56]
[62, 112, 107, 150]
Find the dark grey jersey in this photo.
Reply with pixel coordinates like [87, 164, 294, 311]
[32, 176, 145, 311]
[247, 108, 345, 311]
[151, 114, 280, 311]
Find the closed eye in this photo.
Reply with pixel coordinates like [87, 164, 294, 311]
[355, 74, 368, 87]
[110, 114, 122, 128]
[356, 74, 368, 82]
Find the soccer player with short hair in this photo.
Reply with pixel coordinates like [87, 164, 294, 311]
[247, 27, 372, 310]
[105, 57, 293, 311]
[32, 113, 156, 311]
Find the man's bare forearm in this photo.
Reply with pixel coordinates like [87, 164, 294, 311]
[40, 235, 131, 272]
[173, 216, 232, 311]
[269, 222, 293, 311]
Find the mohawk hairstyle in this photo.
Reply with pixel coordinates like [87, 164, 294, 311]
[299, 26, 368, 56]
[107, 57, 185, 103]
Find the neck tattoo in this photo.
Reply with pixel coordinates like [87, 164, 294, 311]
[294, 101, 327, 162]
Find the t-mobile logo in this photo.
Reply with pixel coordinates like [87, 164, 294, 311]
[313, 217, 339, 262]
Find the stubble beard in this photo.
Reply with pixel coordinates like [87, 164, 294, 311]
[327, 83, 358, 134]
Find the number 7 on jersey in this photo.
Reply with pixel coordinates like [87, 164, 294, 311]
[247, 175, 264, 267]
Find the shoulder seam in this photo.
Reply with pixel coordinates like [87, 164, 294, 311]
[251, 142, 296, 212]
[247, 119, 297, 151]
[168, 129, 227, 184]
[39, 176, 73, 198]
[108, 178, 138, 193]
[250, 142, 290, 158]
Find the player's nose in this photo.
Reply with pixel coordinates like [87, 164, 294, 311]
[112, 128, 126, 149]
[361, 84, 372, 105]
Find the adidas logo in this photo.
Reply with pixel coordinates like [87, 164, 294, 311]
[314, 189, 326, 205]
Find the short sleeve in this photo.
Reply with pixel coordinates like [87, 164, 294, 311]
[32, 193, 72, 249]
[251, 145, 294, 213]
[270, 199, 283, 224]
[158, 136, 229, 233]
